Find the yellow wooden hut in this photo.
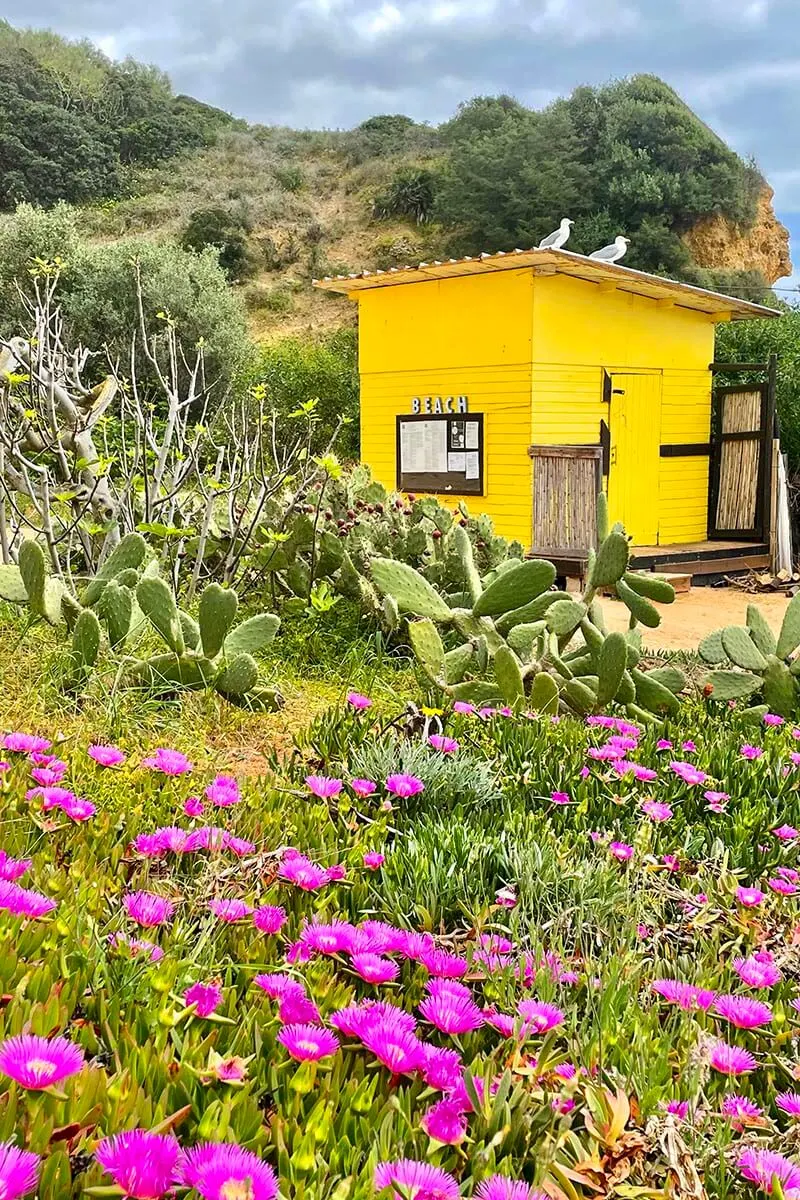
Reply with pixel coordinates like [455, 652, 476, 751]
[315, 248, 780, 578]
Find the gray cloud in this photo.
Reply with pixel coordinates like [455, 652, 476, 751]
[5, 0, 799, 272]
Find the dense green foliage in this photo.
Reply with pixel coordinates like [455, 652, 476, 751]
[180, 206, 255, 281]
[429, 77, 764, 284]
[0, 21, 235, 210]
[716, 308, 800, 468]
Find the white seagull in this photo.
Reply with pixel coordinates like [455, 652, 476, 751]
[589, 235, 630, 263]
[538, 218, 573, 250]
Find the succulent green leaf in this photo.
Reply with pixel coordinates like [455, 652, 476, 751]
[616, 670, 636, 705]
[225, 683, 285, 712]
[698, 629, 728, 664]
[224, 614, 281, 659]
[588, 531, 629, 590]
[98, 580, 133, 648]
[179, 610, 201, 651]
[596, 632, 628, 707]
[507, 621, 547, 660]
[493, 645, 525, 705]
[449, 680, 502, 706]
[83, 533, 148, 605]
[564, 677, 597, 714]
[646, 665, 686, 694]
[777, 593, 800, 660]
[615, 579, 660, 628]
[452, 523, 483, 605]
[216, 652, 260, 697]
[409, 618, 447, 687]
[371, 558, 452, 621]
[18, 540, 46, 616]
[547, 599, 587, 637]
[529, 671, 560, 714]
[130, 653, 216, 691]
[762, 657, 796, 718]
[70, 608, 101, 686]
[199, 584, 239, 658]
[746, 604, 777, 657]
[702, 670, 762, 700]
[631, 667, 680, 714]
[596, 491, 609, 543]
[0, 565, 27, 604]
[721, 626, 767, 671]
[444, 643, 474, 685]
[136, 577, 185, 655]
[623, 572, 676, 604]
[473, 559, 556, 617]
[452, 609, 505, 653]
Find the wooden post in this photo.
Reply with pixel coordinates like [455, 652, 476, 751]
[771, 437, 780, 571]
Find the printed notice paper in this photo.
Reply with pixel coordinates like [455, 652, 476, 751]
[465, 422, 479, 450]
[400, 420, 447, 474]
[465, 451, 480, 479]
[447, 452, 466, 473]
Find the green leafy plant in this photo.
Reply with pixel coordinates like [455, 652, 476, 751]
[699, 596, 800, 717]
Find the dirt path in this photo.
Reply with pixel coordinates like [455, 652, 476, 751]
[603, 587, 791, 651]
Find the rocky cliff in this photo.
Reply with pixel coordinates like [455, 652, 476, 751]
[683, 186, 791, 284]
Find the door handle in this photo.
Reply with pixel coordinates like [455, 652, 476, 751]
[610, 447, 617, 465]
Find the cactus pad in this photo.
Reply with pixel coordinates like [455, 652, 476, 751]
[721, 626, 767, 671]
[409, 618, 447, 687]
[473, 559, 555, 617]
[371, 558, 453, 621]
[199, 584, 239, 659]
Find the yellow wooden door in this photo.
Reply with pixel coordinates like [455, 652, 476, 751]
[607, 372, 662, 544]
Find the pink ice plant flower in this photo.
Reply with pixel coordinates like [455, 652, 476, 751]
[723, 1095, 764, 1128]
[419, 980, 484, 1034]
[3, 733, 50, 753]
[330, 999, 416, 1039]
[453, 701, 474, 714]
[95, 1130, 183, 1199]
[183, 796, 203, 817]
[385, 773, 425, 798]
[707, 1038, 757, 1075]
[764, 713, 785, 726]
[305, 775, 342, 799]
[769, 877, 798, 895]
[428, 735, 458, 754]
[421, 1098, 468, 1144]
[208, 898, 252, 922]
[29, 763, 66, 786]
[184, 982, 224, 1017]
[652, 980, 716, 1011]
[179, 1143, 278, 1200]
[670, 761, 707, 785]
[205, 775, 240, 806]
[551, 791, 571, 805]
[0, 852, 30, 883]
[0, 1034, 84, 1089]
[363, 851, 385, 870]
[374, 1160, 460, 1200]
[279, 852, 331, 891]
[641, 799, 673, 822]
[477, 1179, 539, 1200]
[253, 905, 287, 934]
[362, 1021, 425, 1075]
[518, 999, 565, 1034]
[609, 841, 634, 861]
[736, 886, 765, 907]
[88, 744, 126, 767]
[351, 953, 399, 984]
[740, 744, 763, 760]
[277, 1023, 339, 1061]
[774, 824, 800, 841]
[142, 748, 192, 775]
[123, 891, 175, 928]
[735, 953, 782, 988]
[351, 778, 377, 797]
[0, 880, 56, 920]
[665, 1101, 689, 1120]
[714, 995, 773, 1029]
[495, 885, 517, 908]
[738, 1148, 800, 1196]
[346, 691, 372, 709]
[777, 1092, 800, 1117]
[109, 933, 163, 962]
[0, 1143, 39, 1200]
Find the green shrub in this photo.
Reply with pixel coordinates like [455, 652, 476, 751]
[180, 206, 255, 280]
[373, 167, 436, 224]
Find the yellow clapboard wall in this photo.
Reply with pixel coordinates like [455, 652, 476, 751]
[357, 266, 717, 548]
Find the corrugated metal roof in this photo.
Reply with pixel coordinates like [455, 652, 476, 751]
[312, 246, 781, 320]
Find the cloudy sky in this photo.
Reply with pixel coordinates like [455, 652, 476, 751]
[5, 0, 800, 285]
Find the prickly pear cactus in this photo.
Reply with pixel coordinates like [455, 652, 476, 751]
[701, 594, 800, 717]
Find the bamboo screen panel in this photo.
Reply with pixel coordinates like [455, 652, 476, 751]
[531, 447, 600, 552]
[715, 390, 762, 532]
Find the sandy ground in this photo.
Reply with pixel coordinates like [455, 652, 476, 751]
[602, 587, 792, 651]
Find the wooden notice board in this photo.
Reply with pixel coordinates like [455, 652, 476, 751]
[396, 413, 484, 496]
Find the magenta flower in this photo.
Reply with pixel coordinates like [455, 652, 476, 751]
[30, 763, 66, 787]
[279, 852, 330, 891]
[419, 980, 483, 1034]
[363, 851, 385, 870]
[179, 1143, 278, 1200]
[734, 953, 781, 988]
[777, 1091, 800, 1117]
[346, 691, 372, 709]
[662, 854, 680, 872]
[0, 1034, 83, 1089]
[723, 1094, 763, 1124]
[205, 775, 240, 807]
[142, 748, 192, 775]
[652, 980, 716, 1011]
[774, 824, 800, 841]
[351, 953, 399, 984]
[88, 744, 125, 767]
[707, 1038, 757, 1075]
[253, 973, 306, 1001]
[277, 1023, 339, 1061]
[420, 1044, 463, 1090]
[0, 852, 30, 883]
[476, 1178, 535, 1200]
[518, 999, 565, 1034]
[374, 1160, 459, 1200]
[208, 898, 252, 922]
[641, 799, 672, 822]
[330, 999, 416, 1038]
[428, 735, 458, 754]
[608, 841, 634, 861]
[705, 790, 730, 812]
[385, 773, 424, 798]
[738, 1148, 800, 1195]
[305, 775, 342, 799]
[714, 995, 773, 1029]
[362, 1020, 425, 1075]
[669, 761, 707, 786]
[551, 791, 571, 805]
[0, 1143, 39, 1199]
[769, 877, 797, 895]
[495, 885, 517, 908]
[351, 778, 377, 797]
[780, 867, 800, 882]
[184, 982, 224, 1017]
[0, 880, 55, 920]
[632, 765, 658, 782]
[656, 739, 672, 750]
[421, 1098, 467, 1144]
[453, 700, 475, 714]
[740, 744, 763, 760]
[253, 905, 287, 934]
[420, 947, 468, 978]
[764, 713, 785, 726]
[3, 733, 50, 753]
[123, 891, 175, 927]
[301, 919, 357, 956]
[109, 933, 163, 962]
[736, 886, 765, 907]
[95, 1130, 183, 1199]
[665, 1101, 689, 1120]
[184, 796, 204, 817]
